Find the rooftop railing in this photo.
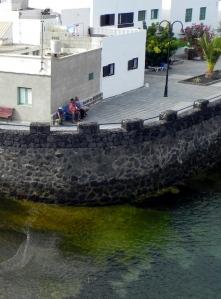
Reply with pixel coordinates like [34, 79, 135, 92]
[90, 27, 141, 37]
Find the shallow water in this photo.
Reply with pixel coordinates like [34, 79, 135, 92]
[0, 179, 221, 298]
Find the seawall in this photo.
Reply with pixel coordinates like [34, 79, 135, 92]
[0, 98, 221, 205]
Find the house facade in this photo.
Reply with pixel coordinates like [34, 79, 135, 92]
[0, 0, 58, 45]
[93, 28, 146, 99]
[169, 0, 221, 31]
[0, 44, 102, 122]
[29, 0, 163, 29]
[28, 0, 147, 99]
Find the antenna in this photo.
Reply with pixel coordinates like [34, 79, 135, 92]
[40, 13, 44, 71]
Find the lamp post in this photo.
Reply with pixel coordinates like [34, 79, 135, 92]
[157, 20, 185, 97]
[40, 12, 45, 71]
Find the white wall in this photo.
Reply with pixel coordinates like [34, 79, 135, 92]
[161, 0, 172, 20]
[101, 30, 146, 99]
[0, 10, 19, 22]
[92, 0, 162, 28]
[13, 19, 41, 44]
[0, 0, 28, 10]
[61, 8, 91, 36]
[0, 9, 57, 45]
[29, 0, 162, 29]
[9, 0, 28, 10]
[29, 0, 93, 13]
[17, 18, 57, 45]
[0, 22, 12, 44]
[0, 55, 51, 75]
[170, 0, 219, 30]
[29, 0, 94, 27]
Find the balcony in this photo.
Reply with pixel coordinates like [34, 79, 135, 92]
[118, 23, 134, 28]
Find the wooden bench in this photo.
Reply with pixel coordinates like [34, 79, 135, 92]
[0, 107, 14, 120]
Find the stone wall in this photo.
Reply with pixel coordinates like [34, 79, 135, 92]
[0, 98, 221, 205]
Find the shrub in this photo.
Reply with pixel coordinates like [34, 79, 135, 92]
[184, 23, 214, 58]
[146, 23, 185, 66]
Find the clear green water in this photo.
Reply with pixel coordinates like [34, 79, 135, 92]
[0, 175, 221, 298]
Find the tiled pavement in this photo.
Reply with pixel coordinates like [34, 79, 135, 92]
[1, 59, 221, 131]
[85, 59, 221, 125]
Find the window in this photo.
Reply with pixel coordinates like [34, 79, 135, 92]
[138, 10, 146, 21]
[185, 8, 193, 22]
[32, 50, 40, 56]
[118, 13, 134, 28]
[18, 87, 32, 105]
[103, 63, 115, 77]
[100, 14, 115, 26]
[88, 72, 94, 80]
[128, 58, 138, 70]
[151, 9, 159, 20]
[199, 7, 206, 20]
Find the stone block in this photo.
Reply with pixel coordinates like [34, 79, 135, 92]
[30, 123, 50, 135]
[159, 110, 177, 122]
[193, 99, 209, 110]
[78, 122, 99, 135]
[121, 119, 144, 131]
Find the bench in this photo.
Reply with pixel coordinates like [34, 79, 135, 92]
[0, 107, 14, 120]
[148, 66, 166, 72]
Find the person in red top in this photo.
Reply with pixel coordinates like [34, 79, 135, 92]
[68, 98, 80, 123]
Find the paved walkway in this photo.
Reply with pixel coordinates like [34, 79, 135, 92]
[85, 59, 221, 125]
[1, 59, 221, 131]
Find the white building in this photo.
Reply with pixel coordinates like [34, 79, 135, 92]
[92, 28, 146, 99]
[44, 27, 146, 99]
[0, 0, 58, 45]
[0, 42, 102, 122]
[29, 0, 163, 29]
[27, 0, 147, 99]
[0, 0, 146, 102]
[168, 0, 221, 31]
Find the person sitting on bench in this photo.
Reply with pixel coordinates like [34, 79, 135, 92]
[52, 107, 64, 125]
[75, 96, 89, 119]
[68, 98, 80, 123]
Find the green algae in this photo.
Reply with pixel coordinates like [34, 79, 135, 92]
[0, 197, 171, 259]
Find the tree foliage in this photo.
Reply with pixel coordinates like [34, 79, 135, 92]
[184, 23, 214, 57]
[146, 23, 184, 66]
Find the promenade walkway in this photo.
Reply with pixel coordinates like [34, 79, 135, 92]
[0, 59, 221, 131]
[85, 59, 221, 125]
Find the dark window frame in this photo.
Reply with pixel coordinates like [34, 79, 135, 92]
[128, 58, 139, 71]
[151, 9, 159, 20]
[185, 8, 193, 22]
[118, 12, 134, 28]
[100, 14, 115, 26]
[199, 7, 206, 20]
[138, 10, 146, 21]
[88, 72, 94, 80]
[103, 63, 115, 77]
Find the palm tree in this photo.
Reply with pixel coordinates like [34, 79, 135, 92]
[198, 33, 221, 78]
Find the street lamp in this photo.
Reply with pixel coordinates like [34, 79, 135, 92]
[40, 12, 45, 71]
[157, 20, 185, 97]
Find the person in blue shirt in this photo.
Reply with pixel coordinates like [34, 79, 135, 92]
[74, 96, 89, 119]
